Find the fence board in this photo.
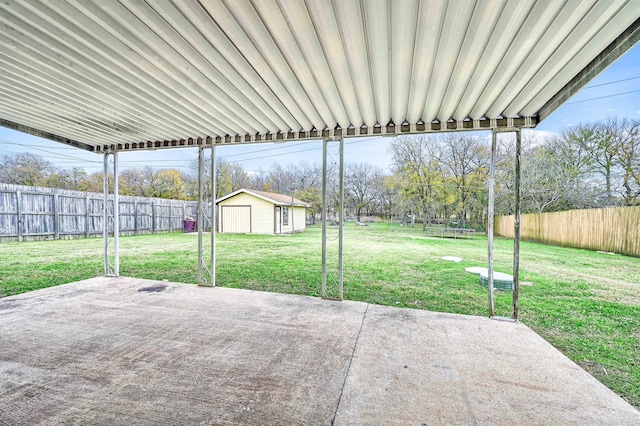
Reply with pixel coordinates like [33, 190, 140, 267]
[495, 206, 640, 257]
[0, 183, 198, 242]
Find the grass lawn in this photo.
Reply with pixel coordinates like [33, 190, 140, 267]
[1, 223, 639, 408]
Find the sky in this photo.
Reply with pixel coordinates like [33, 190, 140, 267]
[1, 43, 639, 176]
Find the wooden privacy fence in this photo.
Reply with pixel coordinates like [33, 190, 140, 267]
[0, 184, 198, 243]
[495, 206, 640, 258]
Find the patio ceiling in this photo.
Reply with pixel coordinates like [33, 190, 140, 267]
[0, 0, 639, 153]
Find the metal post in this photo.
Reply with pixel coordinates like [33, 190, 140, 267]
[321, 139, 328, 297]
[103, 153, 109, 275]
[210, 143, 216, 286]
[102, 151, 120, 276]
[513, 128, 522, 320]
[321, 137, 344, 300]
[338, 136, 344, 300]
[487, 131, 497, 317]
[197, 145, 205, 285]
[113, 150, 119, 277]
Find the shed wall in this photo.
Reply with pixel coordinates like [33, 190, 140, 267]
[217, 193, 274, 234]
[280, 205, 307, 233]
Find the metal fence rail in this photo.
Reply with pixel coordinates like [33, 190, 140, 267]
[424, 227, 476, 239]
[0, 183, 197, 242]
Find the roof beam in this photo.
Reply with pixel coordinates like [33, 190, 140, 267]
[0, 118, 96, 152]
[537, 16, 640, 122]
[87, 116, 537, 153]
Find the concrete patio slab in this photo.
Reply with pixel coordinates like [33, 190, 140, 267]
[0, 277, 638, 425]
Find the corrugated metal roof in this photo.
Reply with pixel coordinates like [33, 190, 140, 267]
[0, 0, 639, 153]
[216, 188, 310, 207]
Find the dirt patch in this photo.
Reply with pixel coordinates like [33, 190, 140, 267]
[576, 359, 609, 377]
[592, 282, 640, 306]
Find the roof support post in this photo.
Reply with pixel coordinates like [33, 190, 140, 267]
[487, 130, 497, 317]
[513, 128, 522, 320]
[103, 150, 119, 277]
[321, 140, 327, 297]
[338, 136, 344, 301]
[197, 144, 213, 286]
[321, 136, 344, 300]
[210, 143, 217, 287]
[197, 145, 204, 284]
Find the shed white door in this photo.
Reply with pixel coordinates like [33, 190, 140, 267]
[221, 206, 251, 233]
[275, 206, 281, 233]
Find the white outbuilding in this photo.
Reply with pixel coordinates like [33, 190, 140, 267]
[215, 189, 310, 234]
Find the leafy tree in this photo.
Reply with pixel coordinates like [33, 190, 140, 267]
[39, 167, 88, 191]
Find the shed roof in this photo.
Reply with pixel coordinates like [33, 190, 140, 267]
[1, 1, 639, 153]
[216, 188, 310, 207]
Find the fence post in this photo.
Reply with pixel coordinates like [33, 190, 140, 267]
[169, 201, 173, 232]
[151, 200, 156, 234]
[85, 195, 90, 237]
[16, 190, 22, 242]
[134, 199, 138, 235]
[53, 193, 60, 240]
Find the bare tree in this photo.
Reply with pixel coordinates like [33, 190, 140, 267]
[562, 121, 618, 205]
[0, 153, 55, 186]
[390, 135, 446, 225]
[119, 166, 186, 199]
[520, 146, 571, 213]
[612, 118, 640, 205]
[344, 163, 384, 221]
[187, 157, 250, 199]
[440, 134, 490, 226]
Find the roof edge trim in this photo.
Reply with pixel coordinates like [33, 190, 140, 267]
[0, 118, 96, 152]
[86, 116, 537, 153]
[215, 188, 310, 207]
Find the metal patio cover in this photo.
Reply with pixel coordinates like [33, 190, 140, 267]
[1, 0, 639, 153]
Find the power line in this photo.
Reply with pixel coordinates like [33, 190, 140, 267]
[0, 141, 81, 150]
[219, 139, 317, 159]
[0, 139, 102, 163]
[217, 137, 383, 165]
[2, 134, 385, 170]
[566, 89, 640, 105]
[584, 75, 640, 89]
